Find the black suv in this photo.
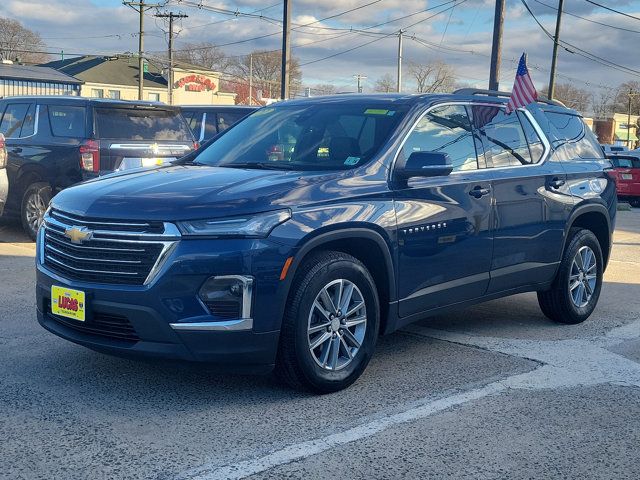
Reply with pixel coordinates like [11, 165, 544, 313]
[0, 96, 196, 239]
[36, 90, 616, 392]
[180, 105, 256, 143]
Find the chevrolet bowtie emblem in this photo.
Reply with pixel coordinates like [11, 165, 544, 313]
[64, 226, 93, 244]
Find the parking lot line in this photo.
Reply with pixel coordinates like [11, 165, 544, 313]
[180, 318, 640, 480]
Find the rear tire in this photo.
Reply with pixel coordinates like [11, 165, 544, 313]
[21, 182, 51, 241]
[537, 228, 603, 324]
[275, 251, 380, 393]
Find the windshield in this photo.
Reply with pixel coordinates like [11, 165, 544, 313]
[193, 103, 409, 170]
[95, 108, 192, 141]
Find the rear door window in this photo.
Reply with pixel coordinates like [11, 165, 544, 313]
[470, 105, 533, 167]
[0, 103, 30, 138]
[183, 110, 203, 140]
[95, 108, 192, 141]
[402, 104, 479, 172]
[48, 105, 87, 138]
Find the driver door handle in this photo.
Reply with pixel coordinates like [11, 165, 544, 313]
[469, 185, 491, 198]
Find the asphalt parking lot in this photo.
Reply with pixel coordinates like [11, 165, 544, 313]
[1, 211, 639, 480]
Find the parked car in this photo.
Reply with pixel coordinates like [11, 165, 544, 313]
[36, 90, 616, 392]
[0, 133, 7, 217]
[601, 144, 628, 154]
[0, 96, 196, 239]
[607, 152, 640, 207]
[180, 105, 256, 143]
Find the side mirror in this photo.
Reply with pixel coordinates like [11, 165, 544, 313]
[398, 151, 453, 179]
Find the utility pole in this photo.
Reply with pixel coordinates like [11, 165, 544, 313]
[124, 1, 162, 100]
[627, 89, 639, 148]
[155, 11, 188, 105]
[280, 0, 291, 100]
[249, 53, 253, 106]
[353, 74, 367, 93]
[397, 30, 403, 93]
[488, 0, 505, 91]
[548, 0, 565, 99]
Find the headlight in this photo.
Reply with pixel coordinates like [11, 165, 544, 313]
[177, 209, 291, 237]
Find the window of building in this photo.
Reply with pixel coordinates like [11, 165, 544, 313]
[108, 90, 121, 100]
[148, 93, 160, 102]
[0, 103, 30, 138]
[91, 88, 104, 98]
[402, 105, 479, 172]
[48, 105, 87, 138]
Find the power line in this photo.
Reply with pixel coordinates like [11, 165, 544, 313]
[584, 0, 640, 22]
[532, 0, 640, 34]
[520, 0, 640, 78]
[299, 0, 467, 67]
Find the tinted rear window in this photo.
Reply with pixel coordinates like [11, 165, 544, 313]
[612, 157, 640, 169]
[95, 108, 192, 141]
[545, 112, 603, 159]
[48, 105, 87, 138]
[0, 103, 30, 138]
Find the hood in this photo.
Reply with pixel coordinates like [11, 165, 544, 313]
[51, 165, 337, 221]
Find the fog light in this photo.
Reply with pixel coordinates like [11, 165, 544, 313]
[198, 275, 253, 319]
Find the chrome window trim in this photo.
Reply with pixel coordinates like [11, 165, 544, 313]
[199, 112, 206, 142]
[108, 143, 191, 150]
[389, 101, 552, 182]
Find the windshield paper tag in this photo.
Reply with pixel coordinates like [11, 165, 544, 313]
[344, 156, 360, 166]
[364, 109, 395, 116]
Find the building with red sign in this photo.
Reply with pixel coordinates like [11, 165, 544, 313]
[42, 55, 236, 105]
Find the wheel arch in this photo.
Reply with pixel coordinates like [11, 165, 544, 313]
[283, 227, 397, 335]
[564, 203, 612, 268]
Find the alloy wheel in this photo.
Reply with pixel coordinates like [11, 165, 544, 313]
[307, 278, 367, 371]
[569, 245, 598, 308]
[25, 191, 47, 234]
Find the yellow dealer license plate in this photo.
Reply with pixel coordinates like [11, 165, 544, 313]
[51, 286, 86, 322]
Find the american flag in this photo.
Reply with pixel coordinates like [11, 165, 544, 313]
[505, 53, 538, 114]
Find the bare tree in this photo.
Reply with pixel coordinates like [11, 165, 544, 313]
[540, 83, 591, 112]
[591, 89, 616, 118]
[0, 17, 48, 64]
[311, 84, 337, 96]
[174, 42, 230, 73]
[612, 81, 640, 116]
[374, 73, 396, 93]
[231, 50, 302, 99]
[407, 60, 456, 93]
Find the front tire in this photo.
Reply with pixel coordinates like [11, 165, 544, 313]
[21, 182, 51, 241]
[537, 228, 604, 324]
[276, 251, 380, 393]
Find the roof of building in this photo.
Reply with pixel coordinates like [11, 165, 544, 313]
[0, 62, 83, 84]
[41, 55, 167, 89]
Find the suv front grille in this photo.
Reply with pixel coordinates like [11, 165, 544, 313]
[42, 210, 179, 286]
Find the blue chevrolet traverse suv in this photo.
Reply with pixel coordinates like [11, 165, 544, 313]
[36, 90, 616, 392]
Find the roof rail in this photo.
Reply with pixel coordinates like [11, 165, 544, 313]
[453, 88, 567, 108]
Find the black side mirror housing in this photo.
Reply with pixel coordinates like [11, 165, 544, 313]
[398, 151, 453, 179]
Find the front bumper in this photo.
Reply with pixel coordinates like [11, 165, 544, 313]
[36, 235, 293, 370]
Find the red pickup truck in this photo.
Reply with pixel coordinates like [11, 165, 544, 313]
[609, 153, 640, 207]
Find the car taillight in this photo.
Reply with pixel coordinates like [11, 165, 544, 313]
[0, 133, 6, 168]
[79, 139, 100, 173]
[193, 141, 200, 150]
